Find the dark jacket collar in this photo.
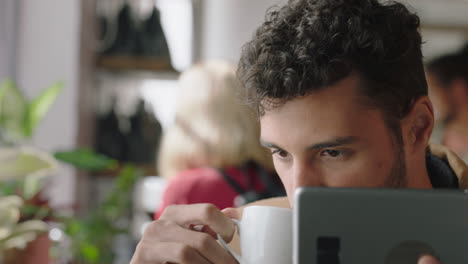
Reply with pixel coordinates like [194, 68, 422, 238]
[426, 153, 459, 188]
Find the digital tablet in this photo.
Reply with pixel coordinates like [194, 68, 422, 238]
[293, 187, 468, 264]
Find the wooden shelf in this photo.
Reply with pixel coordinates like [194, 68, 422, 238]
[96, 55, 176, 72]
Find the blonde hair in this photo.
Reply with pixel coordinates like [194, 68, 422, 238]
[158, 61, 273, 178]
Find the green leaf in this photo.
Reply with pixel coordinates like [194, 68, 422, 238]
[20, 204, 51, 221]
[22, 174, 44, 200]
[56, 158, 142, 263]
[0, 181, 20, 196]
[64, 219, 82, 236]
[0, 147, 57, 182]
[80, 242, 100, 262]
[54, 149, 117, 171]
[0, 80, 28, 140]
[24, 82, 63, 137]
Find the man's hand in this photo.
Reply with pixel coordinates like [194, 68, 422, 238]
[130, 204, 239, 264]
[418, 255, 441, 264]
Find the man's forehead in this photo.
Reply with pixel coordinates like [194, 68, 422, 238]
[260, 73, 367, 108]
[258, 75, 389, 149]
[260, 75, 369, 116]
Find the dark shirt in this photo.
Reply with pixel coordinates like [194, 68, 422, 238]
[426, 153, 459, 188]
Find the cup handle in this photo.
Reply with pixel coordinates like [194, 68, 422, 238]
[217, 219, 243, 264]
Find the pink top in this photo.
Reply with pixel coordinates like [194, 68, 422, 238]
[154, 166, 269, 219]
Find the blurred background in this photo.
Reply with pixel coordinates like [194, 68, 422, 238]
[0, 0, 467, 263]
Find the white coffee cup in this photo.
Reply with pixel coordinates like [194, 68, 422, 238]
[218, 205, 293, 264]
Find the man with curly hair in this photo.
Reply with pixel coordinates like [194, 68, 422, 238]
[131, 0, 466, 263]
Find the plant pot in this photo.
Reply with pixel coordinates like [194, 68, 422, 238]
[4, 233, 51, 264]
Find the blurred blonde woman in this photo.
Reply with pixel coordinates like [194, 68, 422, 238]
[155, 61, 284, 219]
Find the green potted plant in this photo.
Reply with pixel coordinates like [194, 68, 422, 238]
[0, 147, 59, 263]
[0, 80, 144, 263]
[0, 79, 62, 263]
[0, 195, 48, 263]
[53, 150, 143, 264]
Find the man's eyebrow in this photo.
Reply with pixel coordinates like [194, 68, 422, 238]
[307, 136, 358, 150]
[259, 136, 357, 150]
[260, 140, 282, 149]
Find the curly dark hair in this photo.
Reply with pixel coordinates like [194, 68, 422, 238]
[238, 0, 428, 122]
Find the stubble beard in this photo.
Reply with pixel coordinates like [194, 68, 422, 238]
[384, 136, 408, 188]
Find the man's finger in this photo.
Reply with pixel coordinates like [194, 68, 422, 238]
[146, 220, 237, 264]
[222, 207, 242, 220]
[418, 255, 442, 264]
[131, 242, 212, 264]
[159, 204, 236, 242]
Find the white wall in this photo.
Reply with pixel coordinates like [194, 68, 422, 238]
[199, 0, 287, 62]
[16, 0, 80, 208]
[406, 0, 468, 27]
[405, 0, 468, 59]
[0, 0, 18, 81]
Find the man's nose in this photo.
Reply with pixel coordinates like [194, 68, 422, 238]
[292, 162, 322, 188]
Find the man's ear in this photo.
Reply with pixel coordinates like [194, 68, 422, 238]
[401, 96, 434, 154]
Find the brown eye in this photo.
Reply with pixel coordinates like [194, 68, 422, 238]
[320, 149, 341, 157]
[272, 149, 289, 158]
